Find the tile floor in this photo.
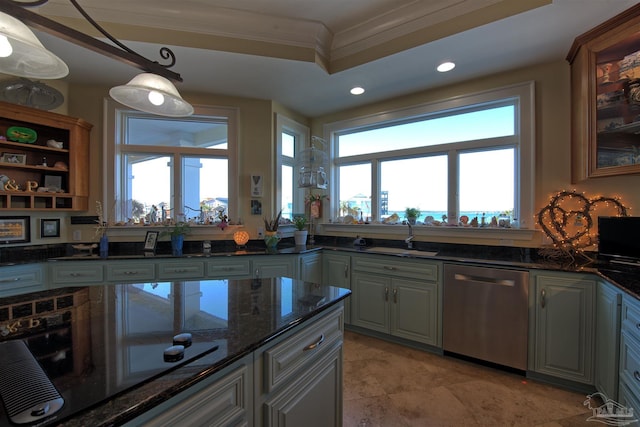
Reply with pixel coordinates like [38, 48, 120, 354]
[343, 331, 595, 426]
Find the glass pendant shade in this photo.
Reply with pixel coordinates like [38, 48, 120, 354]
[0, 12, 68, 79]
[109, 73, 194, 117]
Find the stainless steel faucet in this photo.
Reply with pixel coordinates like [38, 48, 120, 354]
[405, 222, 414, 249]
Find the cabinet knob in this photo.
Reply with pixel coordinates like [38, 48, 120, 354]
[634, 371, 640, 382]
[385, 287, 389, 302]
[541, 289, 546, 308]
[393, 288, 397, 303]
[344, 265, 348, 278]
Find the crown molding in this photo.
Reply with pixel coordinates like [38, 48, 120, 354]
[35, 0, 549, 74]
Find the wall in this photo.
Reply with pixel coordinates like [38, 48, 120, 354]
[311, 59, 640, 247]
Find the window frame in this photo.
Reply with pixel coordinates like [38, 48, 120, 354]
[103, 99, 239, 225]
[275, 114, 309, 220]
[323, 81, 535, 232]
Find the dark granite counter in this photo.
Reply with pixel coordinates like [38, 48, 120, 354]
[0, 278, 350, 426]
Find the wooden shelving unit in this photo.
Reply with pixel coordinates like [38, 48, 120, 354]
[0, 101, 92, 211]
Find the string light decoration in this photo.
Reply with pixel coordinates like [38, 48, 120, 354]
[536, 190, 629, 261]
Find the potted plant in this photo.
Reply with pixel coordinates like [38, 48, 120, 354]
[263, 210, 282, 248]
[405, 207, 420, 225]
[162, 221, 191, 256]
[293, 215, 308, 246]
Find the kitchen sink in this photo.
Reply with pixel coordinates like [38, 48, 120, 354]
[365, 247, 438, 257]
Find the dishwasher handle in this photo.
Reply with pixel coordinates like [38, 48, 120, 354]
[453, 273, 515, 287]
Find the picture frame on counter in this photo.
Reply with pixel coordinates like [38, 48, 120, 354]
[40, 218, 60, 238]
[0, 216, 30, 244]
[0, 152, 26, 165]
[144, 230, 159, 252]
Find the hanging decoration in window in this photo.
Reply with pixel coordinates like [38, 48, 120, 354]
[296, 136, 328, 189]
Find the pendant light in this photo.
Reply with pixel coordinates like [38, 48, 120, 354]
[0, 1, 193, 117]
[0, 11, 68, 79]
[110, 73, 194, 117]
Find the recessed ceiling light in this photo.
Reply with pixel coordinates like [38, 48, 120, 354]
[437, 62, 455, 72]
[350, 86, 365, 95]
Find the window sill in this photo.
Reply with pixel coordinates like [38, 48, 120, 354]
[318, 223, 541, 246]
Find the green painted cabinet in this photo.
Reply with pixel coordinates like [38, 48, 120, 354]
[251, 255, 296, 279]
[618, 294, 640, 414]
[529, 270, 596, 385]
[322, 252, 351, 324]
[0, 263, 45, 296]
[298, 251, 322, 283]
[351, 254, 441, 347]
[595, 279, 621, 400]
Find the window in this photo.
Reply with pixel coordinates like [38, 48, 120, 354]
[276, 114, 309, 220]
[326, 82, 534, 228]
[105, 102, 238, 223]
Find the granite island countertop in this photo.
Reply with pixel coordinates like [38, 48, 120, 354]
[0, 277, 350, 426]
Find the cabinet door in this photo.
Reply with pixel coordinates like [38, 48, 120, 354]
[531, 272, 595, 384]
[263, 346, 342, 427]
[595, 280, 621, 399]
[253, 255, 295, 278]
[391, 278, 440, 346]
[298, 252, 322, 283]
[322, 253, 351, 324]
[351, 271, 389, 333]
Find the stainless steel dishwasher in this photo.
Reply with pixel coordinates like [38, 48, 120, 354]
[443, 263, 529, 371]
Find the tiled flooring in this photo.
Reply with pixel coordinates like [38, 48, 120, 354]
[343, 331, 594, 426]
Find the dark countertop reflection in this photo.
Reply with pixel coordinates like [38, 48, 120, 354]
[0, 278, 350, 426]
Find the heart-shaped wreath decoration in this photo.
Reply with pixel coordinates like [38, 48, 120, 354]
[537, 190, 628, 257]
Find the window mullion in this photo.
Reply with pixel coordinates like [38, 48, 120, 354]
[448, 149, 458, 225]
[372, 159, 380, 221]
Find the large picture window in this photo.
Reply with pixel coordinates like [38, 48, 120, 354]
[105, 102, 238, 224]
[326, 82, 534, 228]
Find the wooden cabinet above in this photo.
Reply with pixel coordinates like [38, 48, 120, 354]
[568, 4, 640, 181]
[0, 101, 92, 210]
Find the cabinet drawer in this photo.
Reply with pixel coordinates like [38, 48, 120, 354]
[352, 255, 439, 281]
[106, 262, 156, 282]
[0, 264, 45, 296]
[622, 296, 640, 343]
[262, 306, 343, 393]
[207, 258, 251, 278]
[157, 260, 205, 279]
[620, 330, 640, 396]
[50, 263, 104, 284]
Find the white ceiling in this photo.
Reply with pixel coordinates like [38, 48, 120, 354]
[25, 0, 640, 117]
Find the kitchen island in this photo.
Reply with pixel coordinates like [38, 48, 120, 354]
[0, 277, 350, 426]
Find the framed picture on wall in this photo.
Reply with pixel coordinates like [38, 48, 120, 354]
[40, 218, 60, 238]
[0, 216, 30, 243]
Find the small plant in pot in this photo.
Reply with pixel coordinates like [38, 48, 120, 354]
[293, 215, 308, 246]
[263, 210, 282, 249]
[405, 207, 420, 225]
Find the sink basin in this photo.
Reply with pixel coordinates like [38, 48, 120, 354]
[365, 247, 438, 257]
